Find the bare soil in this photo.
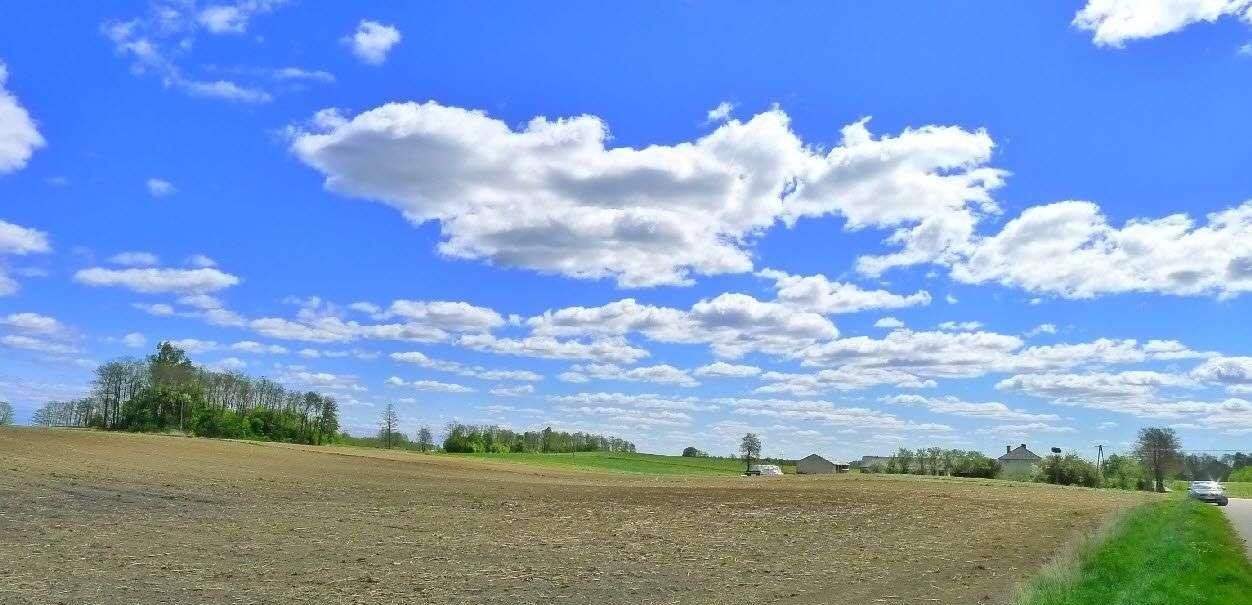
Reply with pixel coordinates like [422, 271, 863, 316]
[0, 428, 1148, 604]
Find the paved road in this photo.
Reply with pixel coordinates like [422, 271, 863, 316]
[1225, 498, 1252, 560]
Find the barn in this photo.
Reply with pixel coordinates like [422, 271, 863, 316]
[796, 454, 848, 474]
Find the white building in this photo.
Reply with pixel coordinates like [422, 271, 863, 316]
[998, 444, 1042, 478]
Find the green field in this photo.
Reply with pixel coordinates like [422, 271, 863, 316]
[1015, 498, 1252, 605]
[445, 451, 795, 475]
[1171, 479, 1252, 499]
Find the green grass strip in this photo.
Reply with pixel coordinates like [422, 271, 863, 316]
[1016, 498, 1252, 605]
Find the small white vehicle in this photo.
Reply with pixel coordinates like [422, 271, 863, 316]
[746, 464, 783, 476]
[1188, 481, 1229, 506]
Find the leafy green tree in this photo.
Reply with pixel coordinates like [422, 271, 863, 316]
[1229, 466, 1252, 482]
[1135, 427, 1181, 492]
[740, 433, 762, 471]
[893, 448, 914, 474]
[1034, 454, 1100, 487]
[0, 401, 13, 425]
[417, 425, 434, 453]
[1101, 454, 1144, 490]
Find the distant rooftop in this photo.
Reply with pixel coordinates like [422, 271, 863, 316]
[998, 444, 1041, 461]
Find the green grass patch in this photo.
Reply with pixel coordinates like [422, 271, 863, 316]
[1171, 479, 1252, 499]
[1015, 498, 1252, 605]
[446, 451, 795, 476]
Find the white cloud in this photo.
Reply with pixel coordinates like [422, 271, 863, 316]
[758, 269, 931, 314]
[996, 371, 1201, 416]
[389, 350, 543, 381]
[0, 220, 49, 255]
[952, 200, 1252, 299]
[550, 392, 717, 412]
[0, 312, 67, 336]
[146, 178, 176, 197]
[527, 294, 837, 359]
[937, 320, 983, 332]
[133, 302, 175, 316]
[230, 340, 288, 355]
[386, 376, 474, 393]
[109, 251, 160, 266]
[559, 363, 699, 387]
[167, 338, 221, 354]
[457, 333, 649, 364]
[275, 364, 365, 392]
[974, 422, 1077, 438]
[186, 254, 217, 268]
[1191, 356, 1252, 392]
[197, 1, 284, 35]
[272, 67, 335, 83]
[721, 397, 952, 433]
[489, 384, 535, 397]
[1073, 0, 1252, 47]
[705, 101, 735, 123]
[208, 356, 248, 371]
[74, 266, 240, 294]
[121, 332, 147, 348]
[371, 299, 504, 330]
[102, 4, 282, 103]
[874, 316, 905, 329]
[1025, 323, 1057, 337]
[693, 361, 762, 377]
[0, 334, 78, 356]
[756, 367, 936, 397]
[0, 61, 45, 174]
[343, 20, 401, 65]
[882, 394, 1059, 422]
[291, 103, 1003, 287]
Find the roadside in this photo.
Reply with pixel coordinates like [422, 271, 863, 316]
[1014, 498, 1252, 605]
[1225, 498, 1252, 561]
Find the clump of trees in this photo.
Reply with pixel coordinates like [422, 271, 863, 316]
[681, 446, 708, 457]
[866, 447, 1000, 479]
[1232, 466, 1252, 483]
[0, 401, 13, 425]
[1033, 454, 1101, 487]
[32, 342, 340, 444]
[1100, 453, 1144, 489]
[441, 423, 635, 454]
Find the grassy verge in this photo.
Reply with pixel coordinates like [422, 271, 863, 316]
[446, 451, 796, 476]
[1015, 498, 1252, 605]
[1171, 479, 1252, 499]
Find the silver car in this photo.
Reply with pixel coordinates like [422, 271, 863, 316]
[1188, 481, 1229, 506]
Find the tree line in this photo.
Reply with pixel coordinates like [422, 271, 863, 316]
[32, 342, 340, 444]
[439, 422, 636, 453]
[862, 447, 1002, 479]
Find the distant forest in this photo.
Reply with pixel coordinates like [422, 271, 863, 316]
[441, 422, 635, 454]
[32, 342, 340, 444]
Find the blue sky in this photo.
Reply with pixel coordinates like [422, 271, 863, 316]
[2, 1, 1252, 460]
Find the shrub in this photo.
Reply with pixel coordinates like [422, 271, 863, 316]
[1230, 466, 1252, 483]
[1034, 454, 1101, 487]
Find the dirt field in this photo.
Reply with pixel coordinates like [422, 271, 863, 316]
[0, 428, 1149, 605]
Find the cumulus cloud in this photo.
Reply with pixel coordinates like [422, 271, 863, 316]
[756, 367, 936, 397]
[457, 333, 649, 364]
[882, 394, 1059, 422]
[230, 340, 288, 355]
[0, 312, 68, 336]
[0, 61, 44, 174]
[275, 364, 365, 392]
[1073, 0, 1252, 47]
[758, 269, 931, 314]
[489, 384, 534, 397]
[722, 397, 951, 433]
[995, 371, 1207, 417]
[0, 219, 51, 296]
[197, 0, 285, 34]
[74, 266, 240, 294]
[121, 332, 147, 348]
[874, 316, 905, 329]
[952, 200, 1252, 299]
[559, 363, 699, 387]
[693, 361, 762, 377]
[343, 20, 401, 64]
[386, 376, 474, 393]
[291, 103, 1003, 287]
[705, 101, 735, 123]
[1191, 356, 1252, 392]
[389, 350, 543, 381]
[527, 294, 837, 359]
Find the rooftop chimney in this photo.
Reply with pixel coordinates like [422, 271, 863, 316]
[1020, 443, 1027, 449]
[1007, 445, 1012, 454]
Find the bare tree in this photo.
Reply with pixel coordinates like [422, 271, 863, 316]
[379, 404, 400, 449]
[416, 425, 434, 453]
[740, 433, 762, 472]
[0, 401, 13, 425]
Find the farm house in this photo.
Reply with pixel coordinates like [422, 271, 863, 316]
[796, 454, 849, 474]
[998, 444, 1042, 477]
